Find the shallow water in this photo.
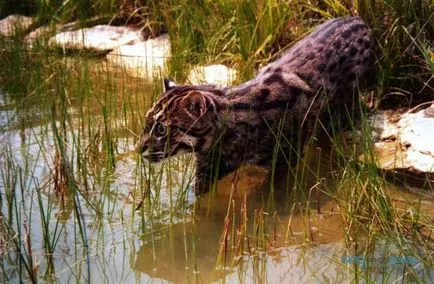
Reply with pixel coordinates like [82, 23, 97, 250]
[0, 54, 433, 283]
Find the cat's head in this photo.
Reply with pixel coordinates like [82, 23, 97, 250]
[138, 79, 226, 162]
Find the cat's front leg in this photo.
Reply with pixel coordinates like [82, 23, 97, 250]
[193, 158, 213, 196]
[193, 155, 237, 196]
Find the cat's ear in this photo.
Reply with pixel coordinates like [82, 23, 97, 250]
[180, 92, 208, 119]
[163, 78, 177, 92]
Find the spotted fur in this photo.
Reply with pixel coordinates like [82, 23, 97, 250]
[139, 16, 373, 195]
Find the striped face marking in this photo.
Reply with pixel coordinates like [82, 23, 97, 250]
[139, 85, 223, 162]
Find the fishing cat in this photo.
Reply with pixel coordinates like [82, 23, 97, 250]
[138, 16, 373, 195]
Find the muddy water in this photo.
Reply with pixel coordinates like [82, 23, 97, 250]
[0, 56, 433, 283]
[133, 164, 347, 283]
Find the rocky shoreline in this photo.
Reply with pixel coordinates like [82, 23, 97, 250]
[0, 14, 238, 85]
[367, 105, 434, 191]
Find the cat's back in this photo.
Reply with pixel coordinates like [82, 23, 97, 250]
[260, 16, 373, 91]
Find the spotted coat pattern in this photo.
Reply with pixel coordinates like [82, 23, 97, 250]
[139, 16, 373, 195]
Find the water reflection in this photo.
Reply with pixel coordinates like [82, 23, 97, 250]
[132, 140, 434, 282]
[133, 154, 346, 282]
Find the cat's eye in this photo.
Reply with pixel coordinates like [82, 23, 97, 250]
[154, 122, 167, 137]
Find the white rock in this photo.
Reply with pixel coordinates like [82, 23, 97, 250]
[106, 34, 171, 80]
[25, 18, 104, 46]
[0, 15, 34, 36]
[367, 112, 399, 141]
[368, 109, 434, 175]
[25, 25, 55, 46]
[48, 25, 142, 51]
[406, 150, 434, 173]
[399, 111, 434, 157]
[187, 64, 237, 86]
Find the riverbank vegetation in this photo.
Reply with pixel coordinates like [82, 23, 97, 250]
[2, 0, 433, 105]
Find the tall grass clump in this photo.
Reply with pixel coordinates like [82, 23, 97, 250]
[359, 0, 434, 107]
[0, 27, 167, 279]
[4, 1, 432, 106]
[321, 94, 434, 280]
[158, 0, 299, 80]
